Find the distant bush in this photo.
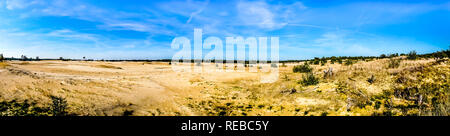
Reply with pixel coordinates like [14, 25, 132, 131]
[338, 59, 343, 64]
[433, 51, 448, 60]
[313, 60, 320, 65]
[330, 56, 337, 64]
[389, 53, 399, 58]
[320, 57, 327, 66]
[407, 50, 418, 60]
[293, 63, 312, 73]
[388, 58, 401, 68]
[300, 72, 319, 86]
[344, 59, 354, 66]
[0, 54, 3, 61]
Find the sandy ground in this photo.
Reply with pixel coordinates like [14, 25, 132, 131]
[0, 58, 446, 116]
[0, 61, 267, 115]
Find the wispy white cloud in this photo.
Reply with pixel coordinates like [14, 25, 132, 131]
[237, 1, 277, 29]
[47, 29, 100, 42]
[5, 0, 39, 10]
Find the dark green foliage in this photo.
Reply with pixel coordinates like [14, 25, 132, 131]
[0, 54, 4, 61]
[293, 63, 312, 73]
[0, 100, 50, 116]
[50, 96, 68, 116]
[433, 51, 448, 60]
[388, 53, 399, 58]
[344, 59, 354, 66]
[0, 96, 70, 116]
[300, 72, 319, 86]
[330, 56, 336, 64]
[320, 57, 327, 66]
[313, 57, 320, 65]
[338, 59, 343, 64]
[407, 50, 418, 60]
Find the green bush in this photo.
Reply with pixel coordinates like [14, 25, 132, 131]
[300, 72, 319, 86]
[344, 59, 354, 66]
[313, 60, 320, 65]
[407, 50, 418, 60]
[320, 57, 327, 66]
[50, 96, 68, 116]
[293, 63, 312, 73]
[338, 59, 343, 64]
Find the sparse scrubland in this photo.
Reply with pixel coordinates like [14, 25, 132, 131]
[0, 50, 449, 116]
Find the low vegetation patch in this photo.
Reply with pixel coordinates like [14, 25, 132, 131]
[293, 63, 312, 73]
[300, 72, 319, 86]
[0, 96, 71, 116]
[388, 58, 401, 68]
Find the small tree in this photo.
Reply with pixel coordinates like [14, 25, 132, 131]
[36, 56, 40, 61]
[0, 54, 4, 62]
[407, 50, 418, 60]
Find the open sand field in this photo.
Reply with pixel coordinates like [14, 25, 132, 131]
[0, 58, 448, 116]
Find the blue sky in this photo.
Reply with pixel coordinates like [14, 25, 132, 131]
[0, 0, 449, 60]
